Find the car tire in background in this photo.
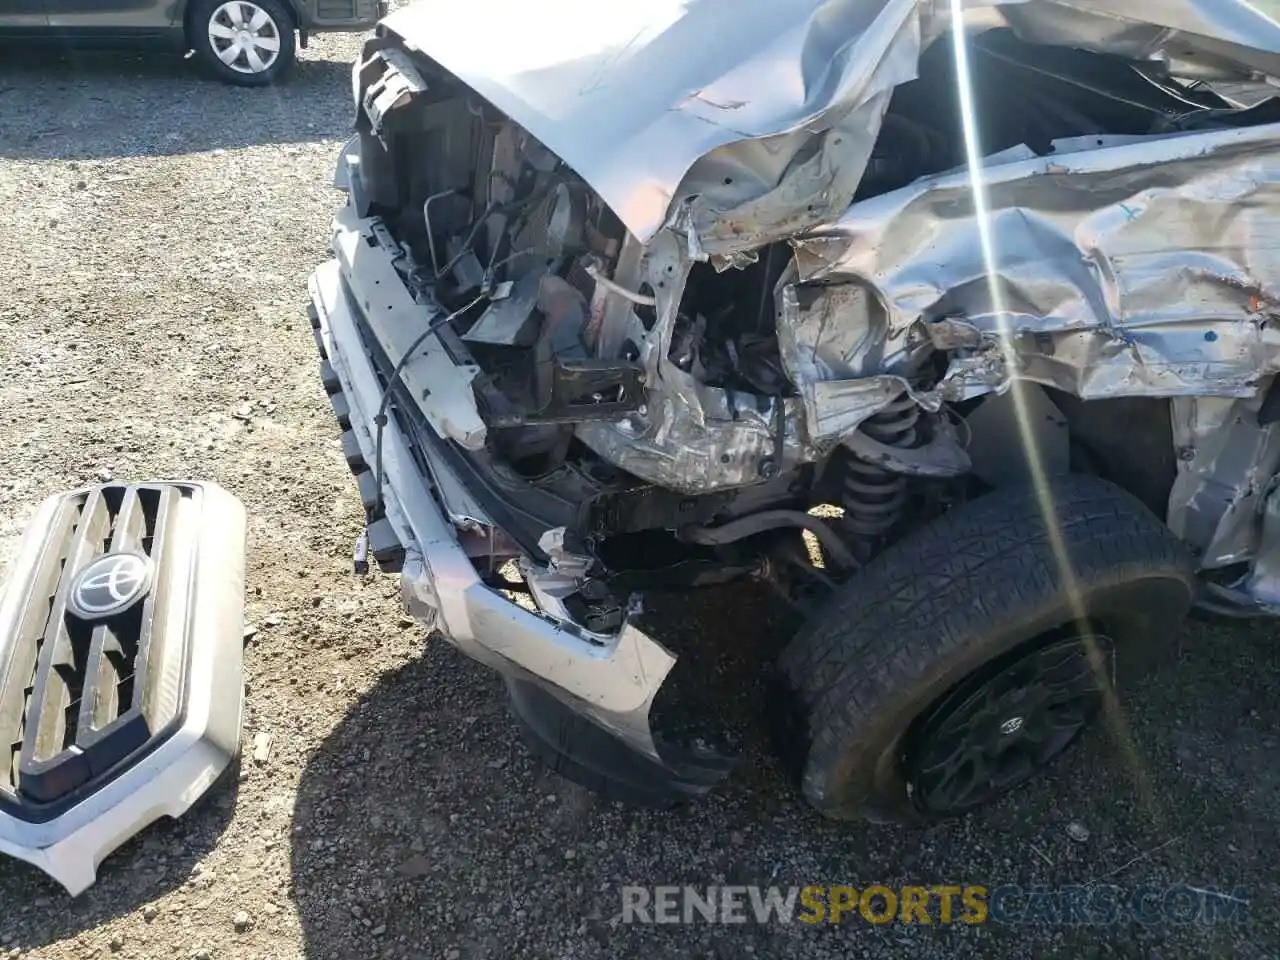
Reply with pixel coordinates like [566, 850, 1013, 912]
[190, 0, 297, 86]
[776, 474, 1195, 823]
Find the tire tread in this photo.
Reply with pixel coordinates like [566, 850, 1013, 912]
[778, 474, 1194, 819]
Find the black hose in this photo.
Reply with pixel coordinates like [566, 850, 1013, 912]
[681, 510, 857, 570]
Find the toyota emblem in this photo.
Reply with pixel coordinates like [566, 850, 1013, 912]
[67, 552, 155, 621]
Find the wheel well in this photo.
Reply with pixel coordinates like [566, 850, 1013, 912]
[182, 0, 299, 48]
[1046, 392, 1177, 520]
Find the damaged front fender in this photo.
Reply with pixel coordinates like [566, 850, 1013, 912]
[783, 122, 1280, 412]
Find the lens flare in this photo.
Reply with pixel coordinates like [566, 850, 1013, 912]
[946, 0, 1153, 809]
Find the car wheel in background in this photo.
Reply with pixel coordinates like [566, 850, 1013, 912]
[191, 0, 297, 86]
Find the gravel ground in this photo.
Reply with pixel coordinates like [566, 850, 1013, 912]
[2, 36, 1280, 960]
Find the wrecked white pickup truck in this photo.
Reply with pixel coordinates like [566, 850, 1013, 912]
[308, 0, 1280, 819]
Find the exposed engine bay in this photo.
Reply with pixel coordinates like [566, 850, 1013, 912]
[332, 0, 1280, 638]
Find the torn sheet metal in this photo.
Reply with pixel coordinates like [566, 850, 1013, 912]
[782, 122, 1280, 418]
[574, 243, 811, 493]
[1245, 484, 1280, 605]
[1168, 391, 1280, 567]
[573, 230, 806, 493]
[383, 0, 1280, 494]
[382, 0, 1280, 256]
[575, 392, 808, 495]
[382, 0, 974, 253]
[1003, 1, 1280, 82]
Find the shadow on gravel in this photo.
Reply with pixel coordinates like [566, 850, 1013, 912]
[0, 48, 352, 160]
[288, 584, 1280, 960]
[0, 771, 240, 952]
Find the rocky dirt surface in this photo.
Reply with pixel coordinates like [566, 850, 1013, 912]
[1, 35, 1279, 960]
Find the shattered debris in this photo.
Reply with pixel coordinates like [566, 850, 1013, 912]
[251, 732, 273, 764]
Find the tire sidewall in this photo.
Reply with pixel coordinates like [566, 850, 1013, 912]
[801, 573, 1188, 822]
[192, 0, 297, 86]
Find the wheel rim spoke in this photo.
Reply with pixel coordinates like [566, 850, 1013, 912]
[1041, 650, 1103, 691]
[924, 757, 980, 811]
[1045, 698, 1092, 730]
[913, 731, 968, 778]
[988, 746, 1032, 789]
[209, 0, 280, 73]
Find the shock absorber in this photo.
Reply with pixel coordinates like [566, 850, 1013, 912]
[839, 391, 920, 553]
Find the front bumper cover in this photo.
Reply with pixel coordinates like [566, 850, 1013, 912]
[308, 224, 731, 793]
[0, 482, 246, 894]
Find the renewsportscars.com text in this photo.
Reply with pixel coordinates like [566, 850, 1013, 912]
[620, 884, 1249, 926]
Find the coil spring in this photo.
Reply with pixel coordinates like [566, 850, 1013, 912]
[840, 392, 919, 541]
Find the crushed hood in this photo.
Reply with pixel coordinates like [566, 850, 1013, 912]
[383, 0, 932, 250]
[385, 0, 1280, 253]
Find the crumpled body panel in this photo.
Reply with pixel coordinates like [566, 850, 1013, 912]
[383, 0, 1280, 254]
[383, 0, 1280, 576]
[381, 0, 936, 251]
[1004, 0, 1280, 80]
[785, 122, 1280, 417]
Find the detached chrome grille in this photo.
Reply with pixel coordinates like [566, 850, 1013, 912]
[0, 484, 192, 810]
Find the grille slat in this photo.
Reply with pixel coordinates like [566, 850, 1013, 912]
[85, 625, 126, 732]
[78, 487, 149, 743]
[1, 483, 192, 808]
[19, 491, 112, 801]
[76, 485, 178, 775]
[107, 486, 147, 554]
[129, 486, 175, 723]
[0, 499, 80, 795]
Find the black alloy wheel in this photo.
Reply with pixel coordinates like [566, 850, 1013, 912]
[902, 628, 1114, 815]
